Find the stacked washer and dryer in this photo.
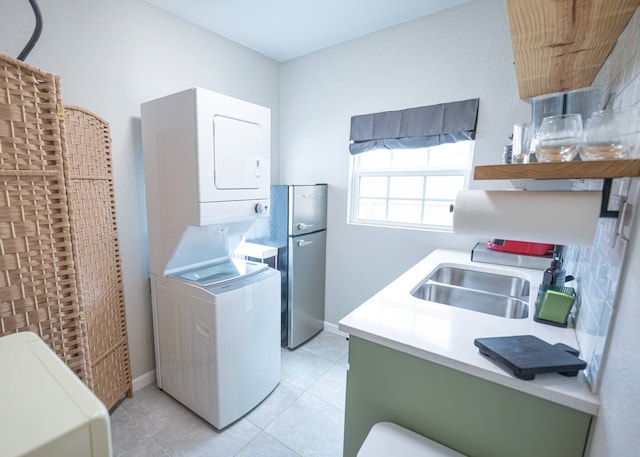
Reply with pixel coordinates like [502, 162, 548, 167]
[141, 88, 280, 429]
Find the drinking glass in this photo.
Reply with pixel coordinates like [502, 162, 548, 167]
[580, 108, 640, 160]
[534, 114, 583, 162]
[512, 122, 533, 163]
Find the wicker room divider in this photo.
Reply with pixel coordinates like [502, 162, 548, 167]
[0, 54, 89, 383]
[0, 53, 132, 409]
[63, 105, 132, 409]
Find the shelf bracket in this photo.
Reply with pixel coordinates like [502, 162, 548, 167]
[599, 178, 619, 218]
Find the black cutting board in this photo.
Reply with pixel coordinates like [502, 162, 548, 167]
[474, 335, 586, 380]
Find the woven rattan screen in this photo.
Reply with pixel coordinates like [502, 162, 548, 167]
[0, 54, 89, 382]
[64, 105, 132, 409]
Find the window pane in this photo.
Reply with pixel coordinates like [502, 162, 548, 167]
[350, 140, 472, 230]
[358, 199, 387, 220]
[423, 201, 454, 226]
[428, 142, 471, 169]
[358, 149, 392, 170]
[359, 176, 388, 197]
[389, 176, 424, 199]
[425, 176, 465, 199]
[388, 200, 422, 223]
[390, 148, 429, 169]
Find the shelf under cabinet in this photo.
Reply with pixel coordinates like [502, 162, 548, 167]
[474, 159, 640, 180]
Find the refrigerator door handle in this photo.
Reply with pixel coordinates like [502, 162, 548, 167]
[297, 239, 314, 247]
[296, 222, 314, 231]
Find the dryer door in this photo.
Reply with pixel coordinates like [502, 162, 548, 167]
[213, 115, 262, 190]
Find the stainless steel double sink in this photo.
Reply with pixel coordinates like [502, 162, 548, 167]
[411, 265, 530, 319]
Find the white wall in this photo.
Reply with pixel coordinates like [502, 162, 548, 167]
[589, 188, 640, 454]
[1, 0, 280, 379]
[279, 0, 530, 323]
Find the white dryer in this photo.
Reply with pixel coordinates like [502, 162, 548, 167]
[141, 87, 272, 277]
[152, 257, 280, 429]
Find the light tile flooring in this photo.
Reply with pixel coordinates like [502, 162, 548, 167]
[110, 331, 349, 457]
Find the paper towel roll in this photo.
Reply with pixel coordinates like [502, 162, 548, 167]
[452, 190, 601, 246]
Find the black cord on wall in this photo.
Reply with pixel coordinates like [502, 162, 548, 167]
[17, 0, 43, 61]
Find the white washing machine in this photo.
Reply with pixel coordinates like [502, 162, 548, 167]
[152, 257, 280, 429]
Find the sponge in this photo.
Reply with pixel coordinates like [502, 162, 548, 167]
[535, 287, 576, 326]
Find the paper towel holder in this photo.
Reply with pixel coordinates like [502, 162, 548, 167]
[599, 178, 620, 218]
[450, 183, 618, 218]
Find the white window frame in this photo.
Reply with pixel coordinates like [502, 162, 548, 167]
[347, 142, 474, 231]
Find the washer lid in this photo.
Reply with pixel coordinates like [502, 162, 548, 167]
[174, 257, 268, 286]
[165, 220, 255, 275]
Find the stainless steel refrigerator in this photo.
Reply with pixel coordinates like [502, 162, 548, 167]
[245, 184, 327, 348]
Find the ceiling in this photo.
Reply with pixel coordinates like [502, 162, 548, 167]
[144, 0, 473, 62]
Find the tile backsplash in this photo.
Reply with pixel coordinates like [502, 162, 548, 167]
[563, 7, 640, 393]
[564, 178, 635, 392]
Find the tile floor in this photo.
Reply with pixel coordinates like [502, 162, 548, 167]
[110, 331, 349, 457]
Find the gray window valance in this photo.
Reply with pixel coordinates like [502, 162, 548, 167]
[349, 98, 479, 155]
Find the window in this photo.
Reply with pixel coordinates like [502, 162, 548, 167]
[347, 98, 479, 230]
[348, 141, 473, 230]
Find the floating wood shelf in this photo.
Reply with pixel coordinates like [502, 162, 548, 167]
[474, 159, 640, 180]
[506, 0, 640, 99]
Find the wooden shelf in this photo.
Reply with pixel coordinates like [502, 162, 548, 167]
[474, 159, 640, 180]
[505, 0, 640, 99]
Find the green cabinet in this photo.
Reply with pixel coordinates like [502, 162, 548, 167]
[343, 336, 592, 457]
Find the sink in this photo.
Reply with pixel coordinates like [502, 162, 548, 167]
[411, 265, 530, 319]
[427, 266, 530, 297]
[411, 283, 529, 318]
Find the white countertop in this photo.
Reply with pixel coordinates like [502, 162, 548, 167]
[338, 249, 599, 415]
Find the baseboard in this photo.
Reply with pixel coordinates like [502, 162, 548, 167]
[323, 321, 348, 338]
[132, 369, 156, 392]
